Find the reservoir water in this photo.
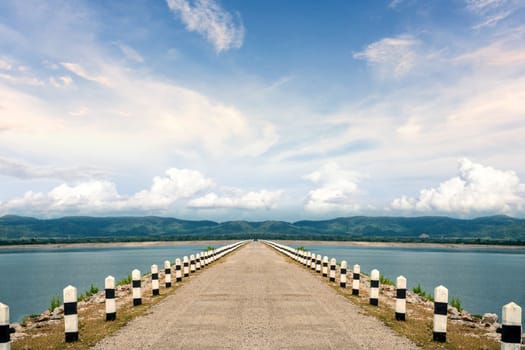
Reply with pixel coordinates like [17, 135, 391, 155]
[304, 244, 525, 325]
[0, 244, 210, 322]
[0, 243, 523, 325]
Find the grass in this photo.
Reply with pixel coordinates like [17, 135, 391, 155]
[412, 283, 435, 302]
[279, 249, 500, 350]
[49, 295, 61, 313]
[379, 274, 395, 286]
[450, 296, 463, 312]
[116, 274, 132, 286]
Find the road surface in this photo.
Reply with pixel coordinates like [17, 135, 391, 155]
[94, 242, 418, 349]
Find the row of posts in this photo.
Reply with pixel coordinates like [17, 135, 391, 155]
[262, 240, 522, 348]
[0, 240, 248, 347]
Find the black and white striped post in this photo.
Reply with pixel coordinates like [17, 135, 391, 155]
[310, 253, 316, 270]
[433, 285, 448, 342]
[340, 261, 347, 288]
[395, 276, 407, 321]
[0, 303, 10, 349]
[202, 251, 208, 267]
[190, 254, 196, 273]
[305, 252, 311, 267]
[196, 253, 201, 270]
[151, 264, 159, 296]
[183, 256, 189, 277]
[352, 264, 360, 296]
[132, 269, 142, 306]
[501, 302, 522, 349]
[322, 256, 329, 277]
[164, 260, 172, 288]
[329, 258, 336, 282]
[105, 275, 116, 321]
[370, 269, 380, 306]
[175, 258, 182, 282]
[63, 285, 78, 342]
[316, 254, 322, 273]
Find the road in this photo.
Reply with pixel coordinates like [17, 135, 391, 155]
[94, 241, 418, 349]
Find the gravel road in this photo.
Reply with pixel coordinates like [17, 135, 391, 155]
[94, 242, 419, 349]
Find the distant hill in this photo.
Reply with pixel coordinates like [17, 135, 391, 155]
[1, 215, 524, 245]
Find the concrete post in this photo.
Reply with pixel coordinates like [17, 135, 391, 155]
[352, 264, 360, 295]
[329, 258, 336, 282]
[0, 303, 10, 349]
[190, 254, 196, 273]
[501, 302, 522, 350]
[310, 253, 316, 270]
[151, 264, 159, 296]
[63, 285, 78, 342]
[316, 254, 322, 273]
[322, 256, 329, 277]
[175, 258, 182, 282]
[305, 252, 311, 267]
[395, 276, 407, 321]
[164, 260, 171, 288]
[202, 251, 208, 267]
[370, 269, 380, 306]
[340, 261, 347, 288]
[183, 256, 189, 277]
[433, 285, 448, 342]
[196, 253, 201, 270]
[105, 275, 116, 321]
[132, 269, 142, 306]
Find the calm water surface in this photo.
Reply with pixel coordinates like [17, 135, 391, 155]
[1, 244, 523, 325]
[305, 245, 525, 324]
[0, 245, 209, 322]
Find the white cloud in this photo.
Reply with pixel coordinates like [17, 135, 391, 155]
[188, 189, 283, 210]
[0, 167, 282, 216]
[466, 0, 523, 29]
[68, 106, 89, 117]
[0, 58, 13, 70]
[391, 158, 525, 214]
[166, 0, 244, 52]
[61, 62, 110, 86]
[304, 163, 362, 213]
[128, 168, 214, 210]
[114, 42, 144, 63]
[0, 72, 44, 86]
[353, 35, 420, 78]
[50, 75, 73, 88]
[0, 157, 108, 181]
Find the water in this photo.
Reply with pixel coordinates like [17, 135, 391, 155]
[304, 245, 525, 323]
[1, 244, 524, 325]
[0, 244, 209, 322]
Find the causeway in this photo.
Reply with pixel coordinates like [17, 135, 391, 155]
[94, 241, 419, 349]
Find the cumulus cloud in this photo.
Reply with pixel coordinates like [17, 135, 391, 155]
[353, 35, 420, 78]
[166, 0, 244, 52]
[304, 163, 362, 212]
[391, 158, 525, 214]
[0, 167, 283, 216]
[49, 75, 73, 88]
[188, 189, 283, 210]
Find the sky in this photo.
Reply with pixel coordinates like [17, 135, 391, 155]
[0, 0, 524, 221]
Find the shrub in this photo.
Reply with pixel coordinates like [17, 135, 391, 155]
[412, 283, 434, 302]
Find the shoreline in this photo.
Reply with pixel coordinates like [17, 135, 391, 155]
[0, 240, 238, 250]
[1, 239, 524, 250]
[277, 240, 525, 250]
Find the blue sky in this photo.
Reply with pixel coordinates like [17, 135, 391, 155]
[1, 0, 524, 221]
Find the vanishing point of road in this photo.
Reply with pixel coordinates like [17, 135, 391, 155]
[94, 241, 419, 349]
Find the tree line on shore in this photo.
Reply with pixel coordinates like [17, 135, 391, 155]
[1, 214, 524, 245]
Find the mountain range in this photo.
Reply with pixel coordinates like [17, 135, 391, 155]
[1, 215, 524, 244]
